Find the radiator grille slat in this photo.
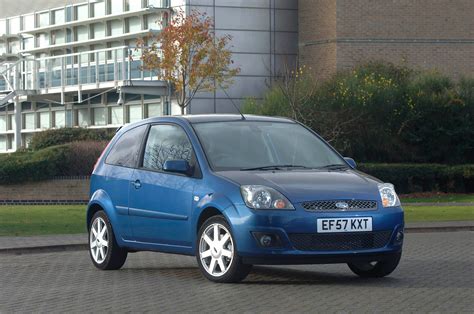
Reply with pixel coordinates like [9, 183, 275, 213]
[301, 200, 377, 211]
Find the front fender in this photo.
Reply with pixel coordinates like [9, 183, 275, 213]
[87, 189, 129, 246]
[192, 192, 246, 250]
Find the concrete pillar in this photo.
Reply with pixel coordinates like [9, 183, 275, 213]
[13, 96, 21, 151]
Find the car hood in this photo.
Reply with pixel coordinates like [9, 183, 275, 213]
[216, 169, 382, 203]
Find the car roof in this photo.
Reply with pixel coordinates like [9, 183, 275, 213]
[150, 114, 295, 124]
[117, 114, 296, 134]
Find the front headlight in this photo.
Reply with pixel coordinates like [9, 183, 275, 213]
[240, 185, 294, 210]
[378, 183, 400, 207]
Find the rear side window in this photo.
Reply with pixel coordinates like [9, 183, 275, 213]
[105, 124, 147, 167]
[142, 124, 193, 171]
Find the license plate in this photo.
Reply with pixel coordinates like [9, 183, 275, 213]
[317, 217, 372, 233]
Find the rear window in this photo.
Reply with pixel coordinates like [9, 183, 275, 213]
[105, 124, 147, 168]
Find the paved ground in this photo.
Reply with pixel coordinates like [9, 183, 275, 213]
[0, 231, 473, 313]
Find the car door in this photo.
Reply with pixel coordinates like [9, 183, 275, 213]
[101, 124, 148, 240]
[128, 123, 199, 247]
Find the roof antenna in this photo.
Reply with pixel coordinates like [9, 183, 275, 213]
[219, 83, 246, 120]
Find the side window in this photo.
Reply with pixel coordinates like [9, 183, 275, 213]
[143, 124, 194, 171]
[105, 124, 147, 167]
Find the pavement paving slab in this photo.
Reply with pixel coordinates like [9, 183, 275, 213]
[0, 231, 473, 312]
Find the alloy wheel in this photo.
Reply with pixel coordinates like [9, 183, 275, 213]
[199, 223, 234, 277]
[90, 217, 109, 264]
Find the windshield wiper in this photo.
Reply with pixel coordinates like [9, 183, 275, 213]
[317, 164, 349, 170]
[240, 164, 311, 171]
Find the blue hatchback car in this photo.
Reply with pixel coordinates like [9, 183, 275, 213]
[87, 114, 404, 282]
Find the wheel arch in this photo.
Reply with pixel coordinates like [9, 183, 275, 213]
[196, 207, 223, 234]
[87, 189, 121, 234]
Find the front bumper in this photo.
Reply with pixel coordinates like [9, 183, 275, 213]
[226, 204, 404, 265]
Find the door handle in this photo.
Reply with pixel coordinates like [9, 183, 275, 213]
[132, 180, 141, 189]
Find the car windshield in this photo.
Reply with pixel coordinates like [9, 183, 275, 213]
[192, 120, 347, 171]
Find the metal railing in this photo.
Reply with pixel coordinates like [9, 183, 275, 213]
[0, 46, 162, 94]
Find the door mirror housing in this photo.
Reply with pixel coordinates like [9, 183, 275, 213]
[163, 160, 192, 175]
[344, 157, 357, 169]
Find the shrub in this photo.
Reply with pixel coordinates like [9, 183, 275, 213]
[0, 140, 108, 184]
[358, 163, 474, 194]
[0, 145, 69, 184]
[243, 61, 474, 164]
[60, 141, 108, 176]
[29, 128, 114, 151]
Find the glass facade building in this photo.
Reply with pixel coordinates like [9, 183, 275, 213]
[0, 0, 298, 152]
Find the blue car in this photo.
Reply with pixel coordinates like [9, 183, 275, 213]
[87, 114, 404, 283]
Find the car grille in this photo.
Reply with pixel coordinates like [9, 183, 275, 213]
[301, 200, 377, 211]
[289, 231, 392, 251]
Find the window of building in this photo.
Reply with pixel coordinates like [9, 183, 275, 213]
[23, 133, 33, 148]
[143, 124, 193, 171]
[127, 16, 141, 33]
[8, 39, 20, 54]
[110, 0, 124, 14]
[76, 4, 89, 20]
[127, 0, 142, 11]
[110, 106, 123, 125]
[22, 14, 35, 31]
[37, 12, 50, 27]
[128, 105, 142, 123]
[53, 9, 65, 25]
[7, 114, 15, 131]
[0, 115, 6, 132]
[0, 135, 6, 152]
[93, 107, 107, 125]
[148, 0, 164, 7]
[146, 103, 162, 118]
[0, 42, 5, 54]
[92, 0, 106, 17]
[0, 20, 6, 36]
[65, 6, 73, 22]
[145, 14, 161, 30]
[23, 113, 35, 129]
[77, 108, 89, 126]
[37, 33, 49, 47]
[51, 30, 66, 45]
[105, 124, 147, 167]
[108, 20, 122, 36]
[8, 16, 21, 34]
[38, 111, 50, 129]
[92, 23, 106, 39]
[53, 111, 65, 128]
[23, 36, 34, 50]
[75, 26, 88, 42]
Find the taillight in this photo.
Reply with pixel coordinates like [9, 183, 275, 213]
[93, 141, 112, 173]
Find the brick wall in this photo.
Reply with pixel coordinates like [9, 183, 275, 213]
[299, 0, 474, 80]
[0, 179, 90, 205]
[299, 0, 337, 80]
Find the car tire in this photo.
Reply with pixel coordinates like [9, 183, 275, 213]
[347, 252, 402, 278]
[196, 215, 252, 283]
[89, 210, 128, 270]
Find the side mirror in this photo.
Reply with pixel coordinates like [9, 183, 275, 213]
[344, 157, 357, 169]
[163, 160, 192, 175]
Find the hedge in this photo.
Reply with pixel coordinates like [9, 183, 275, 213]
[359, 163, 474, 194]
[0, 141, 108, 184]
[0, 145, 69, 184]
[1, 142, 472, 194]
[29, 128, 114, 151]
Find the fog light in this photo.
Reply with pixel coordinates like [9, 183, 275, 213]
[260, 235, 272, 247]
[395, 230, 404, 245]
[252, 232, 282, 248]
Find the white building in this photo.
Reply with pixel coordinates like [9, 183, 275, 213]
[0, 0, 297, 152]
